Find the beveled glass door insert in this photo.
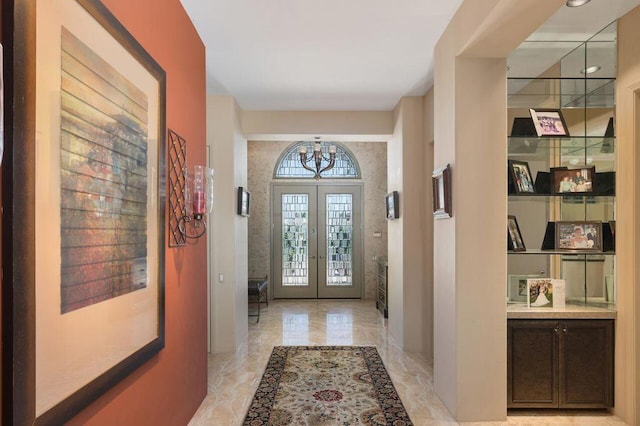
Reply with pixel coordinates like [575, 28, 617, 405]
[272, 184, 362, 299]
[282, 194, 310, 287]
[318, 186, 362, 298]
[273, 185, 318, 298]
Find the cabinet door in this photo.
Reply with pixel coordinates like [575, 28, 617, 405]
[559, 320, 614, 408]
[508, 320, 559, 408]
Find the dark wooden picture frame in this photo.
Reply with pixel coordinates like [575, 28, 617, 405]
[507, 215, 526, 252]
[385, 191, 399, 220]
[237, 186, 251, 217]
[432, 164, 452, 219]
[508, 160, 536, 194]
[2, 1, 166, 424]
[551, 166, 596, 194]
[529, 108, 570, 137]
[555, 221, 602, 252]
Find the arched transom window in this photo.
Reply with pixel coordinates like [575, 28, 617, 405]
[274, 142, 361, 179]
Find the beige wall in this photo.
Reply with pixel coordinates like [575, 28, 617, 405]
[432, 0, 565, 421]
[388, 105, 404, 343]
[615, 6, 640, 423]
[247, 141, 388, 300]
[388, 97, 429, 353]
[242, 110, 393, 141]
[423, 91, 435, 361]
[208, 95, 248, 353]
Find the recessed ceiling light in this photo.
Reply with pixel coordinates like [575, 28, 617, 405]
[569, 158, 580, 165]
[566, 0, 591, 7]
[581, 65, 601, 74]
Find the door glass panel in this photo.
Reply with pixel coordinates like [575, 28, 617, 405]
[325, 194, 353, 287]
[281, 194, 309, 287]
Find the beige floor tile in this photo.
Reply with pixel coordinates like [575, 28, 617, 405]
[189, 300, 624, 426]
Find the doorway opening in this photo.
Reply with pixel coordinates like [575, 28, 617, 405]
[271, 183, 363, 298]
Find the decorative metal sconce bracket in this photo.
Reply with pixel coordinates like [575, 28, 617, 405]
[168, 129, 187, 247]
[177, 214, 207, 239]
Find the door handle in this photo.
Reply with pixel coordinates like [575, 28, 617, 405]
[310, 255, 316, 259]
[319, 255, 325, 259]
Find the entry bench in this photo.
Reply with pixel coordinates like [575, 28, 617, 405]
[248, 276, 269, 323]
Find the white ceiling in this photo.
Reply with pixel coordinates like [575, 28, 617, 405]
[180, 0, 463, 111]
[181, 0, 640, 112]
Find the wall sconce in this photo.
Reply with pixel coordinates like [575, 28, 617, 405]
[299, 142, 337, 179]
[179, 165, 214, 239]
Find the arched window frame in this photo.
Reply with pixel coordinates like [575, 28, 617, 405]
[273, 141, 361, 179]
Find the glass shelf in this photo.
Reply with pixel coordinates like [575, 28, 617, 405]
[508, 194, 615, 199]
[508, 137, 615, 166]
[508, 250, 615, 255]
[508, 136, 614, 154]
[508, 78, 615, 109]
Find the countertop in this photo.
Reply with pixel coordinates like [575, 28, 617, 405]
[507, 303, 617, 319]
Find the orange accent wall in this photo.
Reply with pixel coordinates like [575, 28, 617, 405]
[67, 0, 208, 424]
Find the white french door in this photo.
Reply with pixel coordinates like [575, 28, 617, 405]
[272, 184, 363, 298]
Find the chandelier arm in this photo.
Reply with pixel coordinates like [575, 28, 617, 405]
[318, 157, 336, 175]
[299, 153, 320, 178]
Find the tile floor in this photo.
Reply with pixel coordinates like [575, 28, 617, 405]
[189, 300, 626, 426]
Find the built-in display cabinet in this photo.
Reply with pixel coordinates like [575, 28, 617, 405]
[506, 22, 617, 411]
[507, 22, 616, 309]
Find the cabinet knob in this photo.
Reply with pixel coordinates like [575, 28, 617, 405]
[562, 325, 568, 333]
[554, 325, 560, 334]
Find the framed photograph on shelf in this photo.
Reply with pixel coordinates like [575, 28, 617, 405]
[555, 221, 603, 252]
[551, 166, 595, 194]
[385, 191, 400, 220]
[432, 163, 452, 219]
[507, 215, 526, 251]
[529, 108, 570, 137]
[237, 186, 251, 217]
[527, 279, 554, 307]
[507, 275, 540, 303]
[5, 0, 166, 424]
[508, 160, 536, 194]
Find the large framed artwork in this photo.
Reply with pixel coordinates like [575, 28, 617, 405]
[4, 0, 166, 424]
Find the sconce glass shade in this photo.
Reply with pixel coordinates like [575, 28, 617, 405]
[185, 165, 214, 219]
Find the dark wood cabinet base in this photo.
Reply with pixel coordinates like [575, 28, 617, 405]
[508, 319, 614, 409]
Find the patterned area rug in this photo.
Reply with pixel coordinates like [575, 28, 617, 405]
[243, 346, 413, 425]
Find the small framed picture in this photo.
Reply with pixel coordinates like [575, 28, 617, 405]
[527, 279, 555, 308]
[508, 160, 536, 194]
[432, 164, 452, 219]
[529, 108, 570, 137]
[386, 191, 399, 220]
[555, 221, 602, 252]
[237, 186, 251, 217]
[551, 166, 595, 194]
[507, 215, 526, 251]
[508, 275, 540, 303]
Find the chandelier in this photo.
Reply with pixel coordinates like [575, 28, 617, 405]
[298, 142, 337, 179]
